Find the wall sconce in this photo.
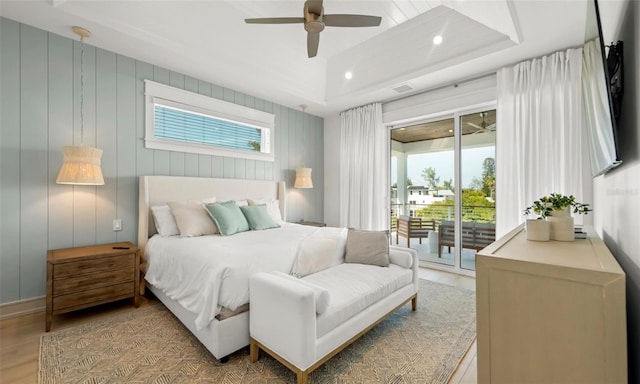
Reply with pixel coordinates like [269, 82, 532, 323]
[56, 26, 104, 186]
[294, 168, 313, 188]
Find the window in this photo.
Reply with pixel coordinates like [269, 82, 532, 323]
[145, 80, 275, 161]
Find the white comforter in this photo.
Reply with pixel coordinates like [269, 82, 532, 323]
[144, 223, 347, 330]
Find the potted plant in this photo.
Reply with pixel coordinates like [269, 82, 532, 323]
[525, 208, 551, 241]
[524, 193, 591, 241]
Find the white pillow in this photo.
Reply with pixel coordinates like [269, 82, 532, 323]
[150, 205, 179, 237]
[271, 271, 330, 315]
[235, 199, 248, 207]
[248, 198, 283, 223]
[168, 200, 218, 237]
[292, 236, 342, 278]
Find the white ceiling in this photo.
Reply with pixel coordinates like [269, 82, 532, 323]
[0, 0, 594, 118]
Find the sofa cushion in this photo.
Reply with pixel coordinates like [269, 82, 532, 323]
[302, 263, 413, 338]
[345, 229, 390, 267]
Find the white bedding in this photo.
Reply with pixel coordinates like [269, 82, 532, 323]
[144, 223, 347, 330]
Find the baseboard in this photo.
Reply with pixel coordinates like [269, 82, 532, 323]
[0, 296, 45, 320]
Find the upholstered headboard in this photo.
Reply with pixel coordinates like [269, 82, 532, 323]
[138, 176, 286, 250]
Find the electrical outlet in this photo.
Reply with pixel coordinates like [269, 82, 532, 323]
[113, 219, 123, 231]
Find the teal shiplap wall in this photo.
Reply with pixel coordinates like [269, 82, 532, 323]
[0, 18, 324, 304]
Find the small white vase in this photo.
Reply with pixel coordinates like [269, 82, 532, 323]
[547, 216, 574, 241]
[550, 207, 571, 217]
[526, 219, 550, 241]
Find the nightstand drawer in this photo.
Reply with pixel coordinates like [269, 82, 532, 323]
[53, 282, 134, 313]
[54, 253, 135, 278]
[54, 268, 134, 295]
[46, 242, 140, 331]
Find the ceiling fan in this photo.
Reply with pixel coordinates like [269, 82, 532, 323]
[468, 112, 496, 134]
[244, 0, 382, 58]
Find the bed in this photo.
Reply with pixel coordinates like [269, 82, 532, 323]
[137, 175, 346, 361]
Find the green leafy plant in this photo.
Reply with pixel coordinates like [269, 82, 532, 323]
[523, 193, 591, 220]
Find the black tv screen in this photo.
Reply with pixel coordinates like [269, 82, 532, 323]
[583, 0, 623, 176]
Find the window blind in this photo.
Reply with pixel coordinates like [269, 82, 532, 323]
[154, 104, 262, 152]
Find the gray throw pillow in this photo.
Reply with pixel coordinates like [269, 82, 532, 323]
[344, 229, 390, 267]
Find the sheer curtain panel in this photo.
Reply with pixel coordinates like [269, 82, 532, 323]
[339, 103, 388, 230]
[496, 47, 587, 237]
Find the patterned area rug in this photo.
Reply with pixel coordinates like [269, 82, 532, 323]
[40, 279, 476, 384]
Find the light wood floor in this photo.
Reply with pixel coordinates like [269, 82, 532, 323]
[0, 268, 477, 384]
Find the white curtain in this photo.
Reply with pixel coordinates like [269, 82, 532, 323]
[496, 47, 586, 237]
[339, 103, 388, 230]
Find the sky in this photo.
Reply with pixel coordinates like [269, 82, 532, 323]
[392, 146, 495, 189]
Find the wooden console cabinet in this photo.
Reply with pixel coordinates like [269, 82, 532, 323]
[476, 226, 627, 384]
[46, 242, 140, 331]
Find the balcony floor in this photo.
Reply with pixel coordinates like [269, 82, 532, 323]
[391, 232, 477, 271]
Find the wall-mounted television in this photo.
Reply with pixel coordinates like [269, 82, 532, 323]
[583, 0, 624, 177]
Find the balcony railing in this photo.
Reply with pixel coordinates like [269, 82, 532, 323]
[390, 203, 496, 232]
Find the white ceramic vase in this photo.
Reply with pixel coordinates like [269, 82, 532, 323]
[547, 208, 574, 241]
[526, 219, 550, 241]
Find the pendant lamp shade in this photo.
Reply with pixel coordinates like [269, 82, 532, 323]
[56, 26, 105, 186]
[56, 146, 105, 185]
[294, 168, 313, 188]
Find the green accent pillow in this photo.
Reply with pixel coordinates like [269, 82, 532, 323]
[204, 200, 250, 236]
[240, 204, 280, 230]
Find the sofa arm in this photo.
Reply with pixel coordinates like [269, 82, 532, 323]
[249, 272, 318, 371]
[389, 246, 417, 269]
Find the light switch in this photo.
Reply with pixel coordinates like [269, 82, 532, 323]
[113, 219, 123, 231]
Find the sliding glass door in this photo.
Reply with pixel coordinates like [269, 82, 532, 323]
[390, 108, 496, 273]
[459, 110, 496, 271]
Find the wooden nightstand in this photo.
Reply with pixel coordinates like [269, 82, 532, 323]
[46, 241, 140, 331]
[299, 220, 327, 227]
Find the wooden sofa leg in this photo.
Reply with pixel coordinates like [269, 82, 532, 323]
[297, 370, 309, 384]
[412, 295, 418, 311]
[249, 339, 259, 363]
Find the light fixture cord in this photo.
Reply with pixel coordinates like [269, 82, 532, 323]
[79, 34, 85, 147]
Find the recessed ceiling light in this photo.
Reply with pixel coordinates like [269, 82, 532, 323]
[433, 35, 443, 45]
[345, 71, 353, 80]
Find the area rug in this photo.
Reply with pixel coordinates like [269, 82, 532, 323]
[39, 279, 476, 384]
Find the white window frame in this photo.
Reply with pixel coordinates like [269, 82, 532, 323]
[145, 80, 275, 162]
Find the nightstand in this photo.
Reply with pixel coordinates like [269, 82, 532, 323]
[299, 220, 327, 227]
[46, 241, 140, 331]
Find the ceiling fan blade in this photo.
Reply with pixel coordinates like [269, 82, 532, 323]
[306, 0, 323, 16]
[307, 32, 320, 58]
[323, 14, 382, 27]
[245, 17, 305, 24]
[467, 122, 483, 129]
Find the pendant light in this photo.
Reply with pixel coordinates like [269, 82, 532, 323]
[294, 104, 313, 189]
[294, 167, 313, 188]
[56, 26, 104, 185]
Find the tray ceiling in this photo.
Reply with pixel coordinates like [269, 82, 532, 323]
[0, 0, 590, 117]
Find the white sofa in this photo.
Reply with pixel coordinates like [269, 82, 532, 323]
[249, 246, 419, 384]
